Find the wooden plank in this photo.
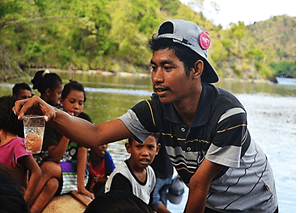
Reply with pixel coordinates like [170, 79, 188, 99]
[42, 191, 92, 213]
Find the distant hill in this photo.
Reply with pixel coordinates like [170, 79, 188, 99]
[247, 15, 296, 62]
[206, 14, 296, 80]
[0, 0, 296, 81]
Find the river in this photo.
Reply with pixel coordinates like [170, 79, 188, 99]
[0, 71, 296, 212]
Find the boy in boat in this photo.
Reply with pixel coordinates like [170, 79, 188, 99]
[105, 133, 160, 206]
[12, 83, 32, 100]
[86, 143, 115, 196]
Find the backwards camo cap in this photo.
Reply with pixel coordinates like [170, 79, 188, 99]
[155, 19, 219, 83]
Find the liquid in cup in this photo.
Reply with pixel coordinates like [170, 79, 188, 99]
[23, 115, 45, 154]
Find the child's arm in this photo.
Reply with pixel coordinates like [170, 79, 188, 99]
[85, 169, 95, 192]
[48, 136, 69, 163]
[18, 155, 42, 207]
[77, 147, 94, 199]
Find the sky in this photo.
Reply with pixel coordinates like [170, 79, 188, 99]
[180, 0, 297, 29]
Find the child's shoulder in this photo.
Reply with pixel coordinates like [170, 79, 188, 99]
[12, 137, 24, 143]
[1, 137, 24, 147]
[146, 165, 156, 181]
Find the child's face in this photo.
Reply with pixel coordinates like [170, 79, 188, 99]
[93, 144, 108, 158]
[16, 89, 32, 100]
[47, 82, 63, 106]
[60, 89, 84, 116]
[126, 135, 160, 169]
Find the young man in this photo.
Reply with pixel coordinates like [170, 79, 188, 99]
[14, 19, 278, 213]
[12, 83, 32, 100]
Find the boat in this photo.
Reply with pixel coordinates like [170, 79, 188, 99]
[42, 190, 92, 213]
[275, 77, 296, 85]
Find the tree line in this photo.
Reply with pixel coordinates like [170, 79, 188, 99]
[0, 0, 296, 80]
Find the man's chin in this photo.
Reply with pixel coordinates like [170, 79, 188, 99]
[158, 96, 172, 104]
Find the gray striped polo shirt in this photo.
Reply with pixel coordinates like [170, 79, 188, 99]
[119, 83, 278, 212]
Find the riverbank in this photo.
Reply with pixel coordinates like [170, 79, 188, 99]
[34, 68, 273, 84]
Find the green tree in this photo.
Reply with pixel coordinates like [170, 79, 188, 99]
[270, 60, 296, 78]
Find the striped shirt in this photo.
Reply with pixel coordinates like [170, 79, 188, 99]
[119, 83, 278, 212]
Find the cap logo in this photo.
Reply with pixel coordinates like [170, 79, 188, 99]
[199, 31, 210, 50]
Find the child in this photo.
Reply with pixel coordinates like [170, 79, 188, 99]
[59, 80, 94, 199]
[12, 83, 32, 100]
[0, 96, 42, 209]
[29, 71, 64, 213]
[12, 83, 33, 137]
[86, 144, 115, 196]
[31, 70, 63, 107]
[105, 133, 160, 205]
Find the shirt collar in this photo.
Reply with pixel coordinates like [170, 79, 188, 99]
[164, 83, 212, 127]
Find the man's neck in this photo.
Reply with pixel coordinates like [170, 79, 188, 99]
[173, 90, 202, 127]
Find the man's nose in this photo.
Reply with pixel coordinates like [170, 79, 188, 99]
[152, 68, 164, 84]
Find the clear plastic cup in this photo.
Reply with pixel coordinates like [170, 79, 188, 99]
[23, 115, 45, 154]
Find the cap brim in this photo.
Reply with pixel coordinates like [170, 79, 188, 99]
[201, 58, 219, 83]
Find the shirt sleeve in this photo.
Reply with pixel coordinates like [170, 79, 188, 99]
[119, 99, 160, 143]
[14, 138, 32, 164]
[206, 107, 249, 167]
[110, 173, 133, 193]
[119, 109, 153, 143]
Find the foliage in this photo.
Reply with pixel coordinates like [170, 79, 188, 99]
[247, 15, 296, 62]
[270, 60, 296, 78]
[0, 0, 296, 81]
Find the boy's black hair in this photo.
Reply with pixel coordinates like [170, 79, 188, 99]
[0, 96, 23, 136]
[61, 80, 86, 102]
[31, 70, 62, 94]
[149, 37, 205, 77]
[12, 83, 32, 96]
[129, 132, 161, 144]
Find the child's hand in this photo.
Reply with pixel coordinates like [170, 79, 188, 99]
[78, 187, 95, 200]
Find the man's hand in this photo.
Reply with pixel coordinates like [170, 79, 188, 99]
[184, 159, 223, 213]
[12, 95, 56, 122]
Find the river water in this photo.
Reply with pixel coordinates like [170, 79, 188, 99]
[0, 72, 296, 212]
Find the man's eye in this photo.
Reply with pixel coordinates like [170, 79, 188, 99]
[164, 66, 173, 71]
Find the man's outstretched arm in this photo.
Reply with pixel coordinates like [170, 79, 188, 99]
[13, 95, 133, 148]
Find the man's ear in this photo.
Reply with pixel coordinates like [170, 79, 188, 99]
[193, 60, 204, 80]
[125, 143, 131, 154]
